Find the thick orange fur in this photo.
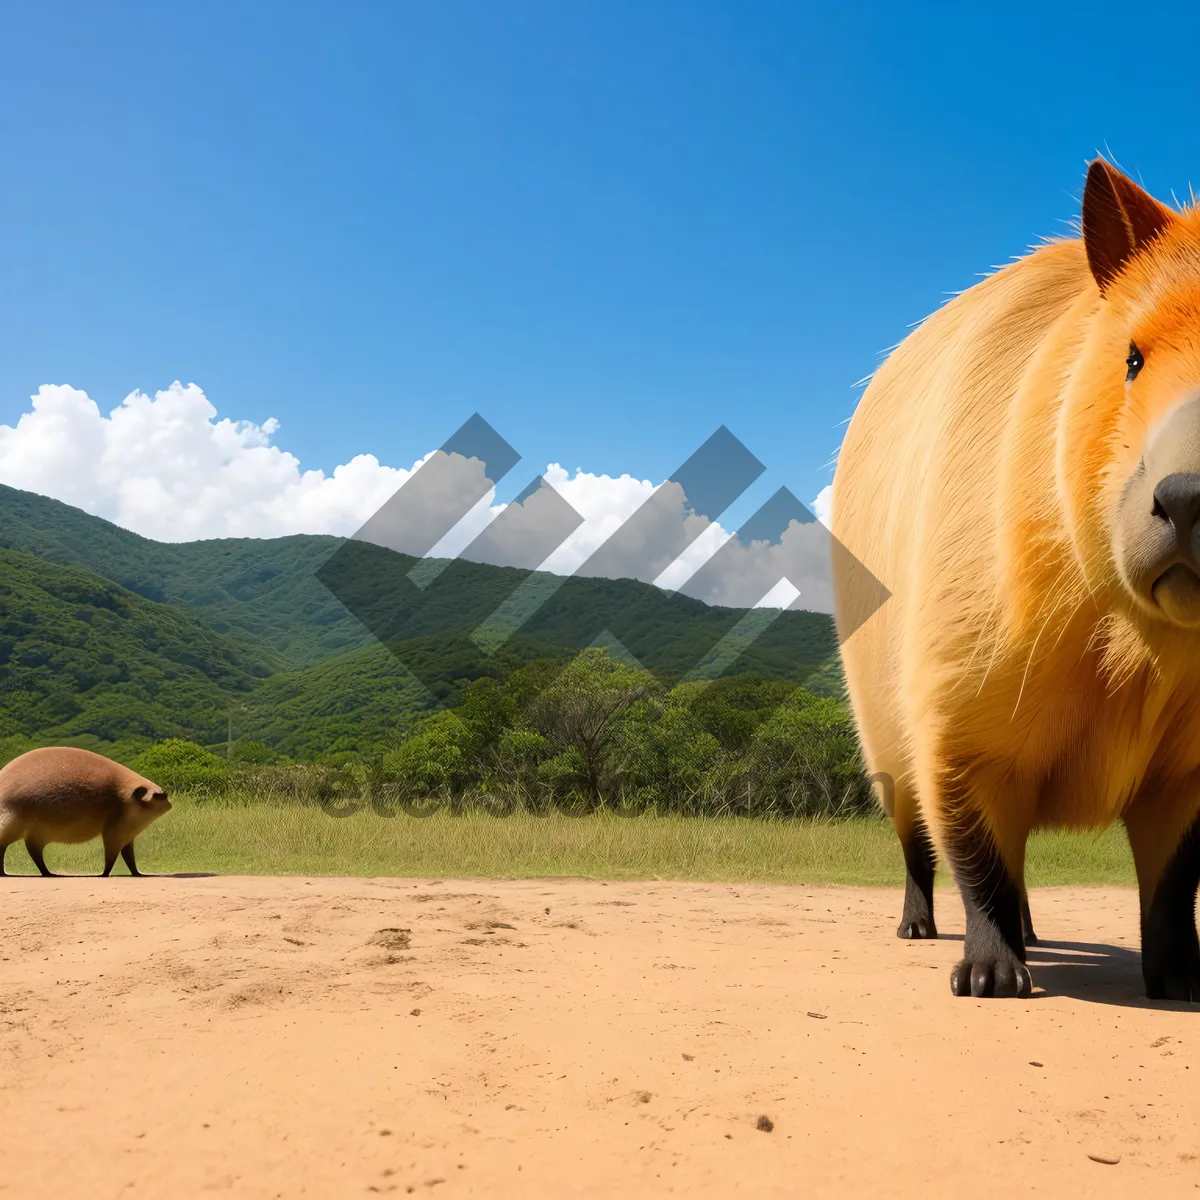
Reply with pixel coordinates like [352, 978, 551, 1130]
[833, 163, 1200, 920]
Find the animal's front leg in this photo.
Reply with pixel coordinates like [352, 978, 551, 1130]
[25, 841, 53, 877]
[1126, 802, 1200, 1002]
[927, 767, 1031, 998]
[893, 783, 938, 939]
[948, 830, 1030, 997]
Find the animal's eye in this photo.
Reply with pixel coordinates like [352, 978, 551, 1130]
[1126, 341, 1145, 381]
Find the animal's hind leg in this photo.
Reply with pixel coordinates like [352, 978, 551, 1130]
[101, 832, 135, 877]
[888, 779, 937, 939]
[25, 841, 53, 878]
[1125, 797, 1200, 1002]
[926, 759, 1032, 998]
[120, 842, 142, 877]
[0, 815, 20, 876]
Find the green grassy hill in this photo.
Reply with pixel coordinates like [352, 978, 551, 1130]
[0, 484, 369, 667]
[0, 549, 272, 752]
[0, 484, 840, 684]
[0, 485, 845, 760]
[314, 535, 839, 689]
[234, 643, 434, 759]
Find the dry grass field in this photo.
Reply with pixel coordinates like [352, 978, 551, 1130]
[1, 803, 1138, 886]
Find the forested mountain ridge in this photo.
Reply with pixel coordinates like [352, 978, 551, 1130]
[0, 484, 845, 762]
[0, 548, 270, 747]
[0, 484, 369, 666]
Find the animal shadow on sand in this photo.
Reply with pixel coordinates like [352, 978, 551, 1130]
[936, 931, 1192, 1009]
[3, 870, 218, 879]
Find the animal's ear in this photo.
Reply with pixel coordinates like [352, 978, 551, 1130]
[132, 786, 148, 803]
[1082, 159, 1177, 293]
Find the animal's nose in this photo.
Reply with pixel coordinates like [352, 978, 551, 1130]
[1153, 473, 1200, 551]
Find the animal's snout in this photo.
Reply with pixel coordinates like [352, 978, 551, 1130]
[1142, 472, 1200, 623]
[1152, 473, 1200, 554]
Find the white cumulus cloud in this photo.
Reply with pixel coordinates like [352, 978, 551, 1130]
[0, 382, 837, 609]
[0, 382, 411, 542]
[811, 484, 832, 528]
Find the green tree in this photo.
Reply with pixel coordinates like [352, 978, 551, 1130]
[530, 649, 657, 807]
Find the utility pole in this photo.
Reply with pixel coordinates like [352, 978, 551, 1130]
[227, 703, 247, 761]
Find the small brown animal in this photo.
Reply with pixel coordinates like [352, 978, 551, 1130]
[0, 747, 171, 877]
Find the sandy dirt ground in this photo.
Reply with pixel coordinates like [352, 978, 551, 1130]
[0, 877, 1197, 1198]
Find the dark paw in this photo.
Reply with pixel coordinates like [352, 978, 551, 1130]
[1141, 914, 1200, 1001]
[1023, 929, 1038, 947]
[950, 953, 1032, 998]
[1144, 960, 1200, 1002]
[897, 917, 938, 939]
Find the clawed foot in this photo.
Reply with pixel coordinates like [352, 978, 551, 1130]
[896, 873, 937, 940]
[897, 916, 938, 939]
[950, 950, 1032, 998]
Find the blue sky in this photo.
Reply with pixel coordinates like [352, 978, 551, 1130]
[2, 0, 1199, 527]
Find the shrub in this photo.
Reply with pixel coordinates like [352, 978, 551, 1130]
[385, 712, 474, 797]
[230, 739, 275, 764]
[132, 739, 229, 796]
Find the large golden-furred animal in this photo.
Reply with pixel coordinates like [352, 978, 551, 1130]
[833, 159, 1200, 999]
